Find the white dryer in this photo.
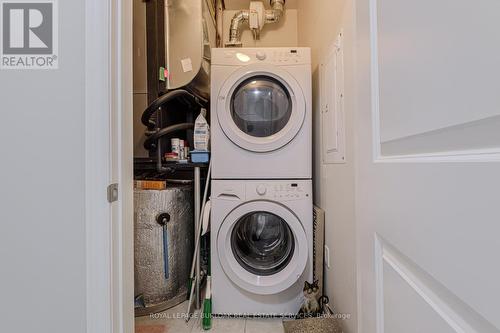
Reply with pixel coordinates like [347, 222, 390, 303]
[211, 179, 313, 316]
[211, 48, 312, 179]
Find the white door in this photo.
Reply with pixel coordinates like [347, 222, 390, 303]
[355, 0, 500, 332]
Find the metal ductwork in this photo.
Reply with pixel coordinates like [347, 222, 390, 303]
[225, 0, 286, 47]
[226, 10, 250, 47]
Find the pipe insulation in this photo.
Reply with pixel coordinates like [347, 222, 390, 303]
[134, 185, 194, 316]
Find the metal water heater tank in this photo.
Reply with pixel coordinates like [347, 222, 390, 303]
[134, 185, 194, 316]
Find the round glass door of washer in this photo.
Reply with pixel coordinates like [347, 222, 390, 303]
[217, 201, 308, 295]
[231, 211, 295, 276]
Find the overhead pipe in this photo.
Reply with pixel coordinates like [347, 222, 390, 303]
[265, 0, 285, 23]
[225, 0, 285, 47]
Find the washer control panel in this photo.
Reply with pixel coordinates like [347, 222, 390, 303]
[269, 49, 302, 64]
[248, 181, 310, 201]
[212, 48, 311, 66]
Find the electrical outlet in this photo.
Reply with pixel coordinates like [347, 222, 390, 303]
[324, 245, 331, 269]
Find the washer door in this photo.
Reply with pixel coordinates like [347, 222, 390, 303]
[217, 201, 308, 295]
[217, 64, 306, 152]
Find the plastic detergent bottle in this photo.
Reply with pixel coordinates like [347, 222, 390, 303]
[194, 108, 210, 151]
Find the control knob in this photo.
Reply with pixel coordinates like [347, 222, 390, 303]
[256, 184, 267, 196]
[256, 52, 267, 60]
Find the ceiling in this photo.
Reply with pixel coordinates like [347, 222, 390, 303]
[223, 0, 298, 10]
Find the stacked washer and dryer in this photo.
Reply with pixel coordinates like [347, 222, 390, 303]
[210, 47, 313, 316]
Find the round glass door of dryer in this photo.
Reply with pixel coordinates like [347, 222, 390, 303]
[231, 211, 295, 276]
[216, 65, 306, 153]
[230, 76, 292, 138]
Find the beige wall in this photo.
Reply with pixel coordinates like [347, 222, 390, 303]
[297, 1, 358, 332]
[133, 0, 149, 157]
[224, 0, 298, 10]
[222, 8, 298, 47]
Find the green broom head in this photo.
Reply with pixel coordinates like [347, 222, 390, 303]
[202, 298, 212, 330]
[202, 276, 212, 331]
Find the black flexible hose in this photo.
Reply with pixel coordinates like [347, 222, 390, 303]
[143, 123, 194, 151]
[141, 89, 206, 130]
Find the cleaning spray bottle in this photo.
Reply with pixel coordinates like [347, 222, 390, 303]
[192, 108, 210, 163]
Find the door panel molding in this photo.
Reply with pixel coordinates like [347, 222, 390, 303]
[375, 236, 500, 333]
[369, 0, 500, 162]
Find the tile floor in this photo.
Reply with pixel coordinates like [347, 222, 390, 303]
[135, 301, 285, 333]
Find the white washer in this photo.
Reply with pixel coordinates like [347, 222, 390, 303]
[211, 179, 313, 316]
[211, 48, 312, 179]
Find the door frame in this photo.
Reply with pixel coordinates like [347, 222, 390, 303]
[85, 0, 134, 332]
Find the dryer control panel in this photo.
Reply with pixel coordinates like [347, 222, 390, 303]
[246, 181, 311, 201]
[212, 47, 311, 66]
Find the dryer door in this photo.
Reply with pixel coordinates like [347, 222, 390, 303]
[217, 201, 308, 295]
[216, 64, 306, 152]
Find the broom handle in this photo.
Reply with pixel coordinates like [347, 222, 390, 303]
[190, 160, 211, 279]
[186, 160, 211, 318]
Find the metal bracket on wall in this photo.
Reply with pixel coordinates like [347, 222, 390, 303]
[107, 183, 119, 203]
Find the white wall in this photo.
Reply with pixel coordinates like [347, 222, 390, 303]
[0, 1, 87, 332]
[222, 8, 298, 47]
[297, 1, 358, 332]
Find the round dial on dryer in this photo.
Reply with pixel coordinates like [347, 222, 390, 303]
[256, 184, 267, 195]
[256, 51, 267, 60]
